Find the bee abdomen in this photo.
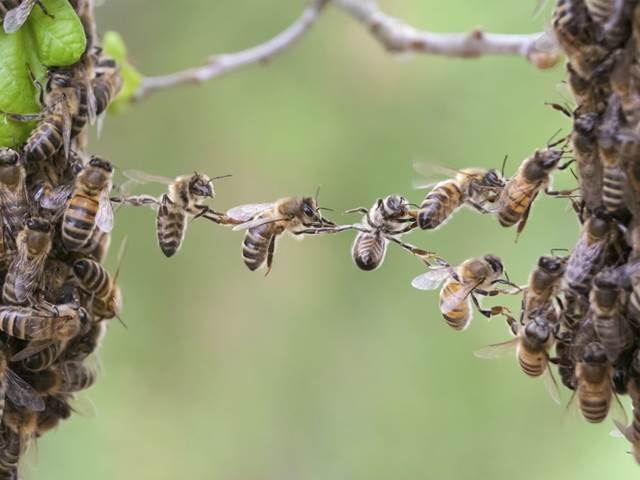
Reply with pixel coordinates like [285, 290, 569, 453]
[23, 120, 64, 163]
[22, 343, 64, 372]
[579, 394, 610, 423]
[62, 196, 99, 250]
[73, 259, 110, 297]
[498, 184, 531, 227]
[351, 231, 387, 271]
[518, 353, 545, 377]
[61, 362, 97, 392]
[0, 429, 20, 476]
[593, 314, 630, 361]
[418, 181, 463, 230]
[156, 204, 186, 258]
[242, 225, 273, 271]
[440, 281, 470, 331]
[602, 166, 626, 212]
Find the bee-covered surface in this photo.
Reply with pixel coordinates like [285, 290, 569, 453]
[31, 0, 636, 479]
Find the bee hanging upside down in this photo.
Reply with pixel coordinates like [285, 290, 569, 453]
[411, 255, 519, 331]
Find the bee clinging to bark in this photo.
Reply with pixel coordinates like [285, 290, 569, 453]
[227, 196, 336, 274]
[414, 164, 505, 230]
[475, 312, 561, 403]
[2, 217, 52, 306]
[346, 195, 433, 271]
[115, 170, 230, 257]
[412, 255, 517, 331]
[497, 145, 571, 237]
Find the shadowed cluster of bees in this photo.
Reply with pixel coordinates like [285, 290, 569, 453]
[1, 0, 640, 476]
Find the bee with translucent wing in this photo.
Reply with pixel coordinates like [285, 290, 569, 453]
[475, 312, 561, 404]
[411, 255, 518, 331]
[228, 196, 337, 275]
[2, 0, 53, 34]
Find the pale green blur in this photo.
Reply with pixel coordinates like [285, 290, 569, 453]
[28, 1, 636, 478]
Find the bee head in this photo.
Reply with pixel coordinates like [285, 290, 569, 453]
[189, 173, 214, 199]
[0, 148, 19, 166]
[483, 254, 503, 275]
[482, 169, 505, 188]
[537, 255, 566, 275]
[25, 217, 51, 233]
[583, 342, 608, 364]
[523, 315, 551, 343]
[88, 156, 113, 173]
[47, 68, 74, 90]
[382, 195, 409, 216]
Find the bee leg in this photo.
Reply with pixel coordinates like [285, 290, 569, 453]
[466, 200, 492, 214]
[35, 1, 55, 19]
[344, 207, 368, 216]
[515, 193, 538, 241]
[264, 237, 276, 277]
[193, 205, 212, 220]
[0, 112, 43, 123]
[386, 236, 435, 264]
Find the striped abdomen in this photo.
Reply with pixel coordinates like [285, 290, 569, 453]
[71, 86, 89, 137]
[60, 362, 97, 392]
[242, 222, 276, 271]
[22, 112, 66, 163]
[22, 342, 64, 372]
[497, 179, 537, 227]
[73, 259, 110, 298]
[593, 313, 631, 362]
[0, 307, 55, 341]
[2, 257, 42, 305]
[62, 193, 99, 251]
[0, 429, 20, 479]
[418, 180, 463, 230]
[602, 165, 625, 212]
[94, 75, 121, 116]
[439, 280, 471, 331]
[156, 196, 187, 257]
[517, 346, 546, 377]
[351, 231, 387, 271]
[578, 382, 611, 423]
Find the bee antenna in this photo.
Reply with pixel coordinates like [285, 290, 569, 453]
[550, 248, 569, 255]
[501, 154, 508, 178]
[209, 174, 232, 183]
[116, 314, 128, 329]
[314, 185, 321, 203]
[318, 207, 334, 212]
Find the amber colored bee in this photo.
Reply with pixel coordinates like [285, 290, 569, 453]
[414, 164, 505, 230]
[572, 112, 603, 210]
[347, 195, 433, 271]
[73, 258, 122, 319]
[2, 218, 52, 306]
[227, 196, 336, 274]
[35, 395, 73, 437]
[521, 255, 566, 322]
[573, 341, 616, 423]
[24, 361, 97, 395]
[598, 94, 628, 214]
[412, 255, 516, 331]
[0, 148, 29, 240]
[496, 146, 569, 236]
[0, 346, 44, 422]
[475, 313, 560, 403]
[60, 157, 114, 252]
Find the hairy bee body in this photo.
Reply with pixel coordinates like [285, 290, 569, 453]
[73, 258, 121, 319]
[556, 330, 577, 390]
[576, 342, 613, 423]
[523, 255, 566, 318]
[58, 361, 97, 392]
[418, 169, 503, 230]
[61, 157, 113, 252]
[591, 271, 632, 362]
[0, 304, 84, 342]
[242, 220, 281, 272]
[439, 279, 470, 330]
[497, 148, 563, 229]
[93, 55, 122, 116]
[351, 231, 387, 271]
[2, 218, 52, 305]
[517, 316, 555, 377]
[0, 149, 29, 239]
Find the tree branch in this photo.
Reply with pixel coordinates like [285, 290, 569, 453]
[333, 0, 559, 68]
[133, 0, 559, 101]
[133, 0, 330, 101]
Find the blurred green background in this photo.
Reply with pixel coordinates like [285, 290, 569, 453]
[29, 0, 637, 478]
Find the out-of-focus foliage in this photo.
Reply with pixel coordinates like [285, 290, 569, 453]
[29, 1, 638, 479]
[0, 0, 85, 146]
[102, 31, 141, 113]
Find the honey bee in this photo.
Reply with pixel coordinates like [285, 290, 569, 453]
[227, 196, 336, 274]
[73, 257, 122, 320]
[572, 341, 618, 423]
[615, 406, 640, 465]
[475, 313, 560, 403]
[563, 211, 614, 294]
[0, 148, 29, 241]
[346, 195, 433, 271]
[2, 407, 38, 459]
[2, 67, 81, 163]
[0, 346, 44, 422]
[92, 51, 122, 117]
[63, 321, 106, 362]
[1, 0, 53, 33]
[521, 255, 567, 322]
[1, 304, 87, 362]
[590, 269, 633, 362]
[414, 164, 505, 230]
[554, 329, 577, 390]
[497, 145, 570, 236]
[2, 218, 52, 305]
[117, 170, 230, 257]
[59, 157, 114, 252]
[597, 94, 628, 215]
[573, 112, 603, 210]
[0, 426, 20, 480]
[411, 255, 516, 331]
[36, 394, 72, 436]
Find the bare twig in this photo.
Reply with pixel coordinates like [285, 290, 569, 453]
[133, 0, 559, 101]
[133, 0, 330, 101]
[333, 0, 560, 68]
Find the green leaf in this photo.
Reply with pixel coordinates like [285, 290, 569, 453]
[102, 31, 142, 113]
[0, 0, 86, 147]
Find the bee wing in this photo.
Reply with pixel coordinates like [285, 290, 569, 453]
[232, 215, 286, 232]
[542, 366, 561, 405]
[611, 392, 629, 427]
[10, 339, 55, 362]
[5, 368, 45, 412]
[122, 169, 173, 186]
[473, 338, 518, 359]
[411, 267, 454, 290]
[566, 237, 606, 283]
[14, 255, 47, 303]
[3, 0, 35, 33]
[96, 191, 114, 233]
[226, 203, 274, 223]
[40, 184, 74, 210]
[440, 281, 477, 316]
[60, 99, 72, 159]
[85, 79, 97, 125]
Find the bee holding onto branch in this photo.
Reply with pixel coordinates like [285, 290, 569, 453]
[413, 163, 505, 230]
[345, 195, 434, 271]
[226, 195, 337, 275]
[411, 255, 519, 331]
